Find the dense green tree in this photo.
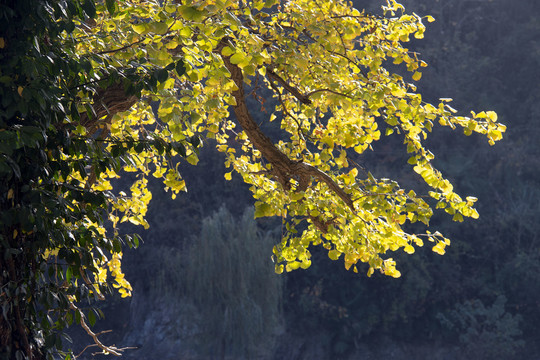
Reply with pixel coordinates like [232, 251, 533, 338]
[185, 207, 282, 358]
[0, 0, 505, 358]
[0, 1, 189, 358]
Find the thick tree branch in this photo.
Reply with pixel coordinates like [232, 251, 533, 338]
[7, 257, 33, 359]
[309, 214, 337, 233]
[266, 68, 312, 105]
[76, 43, 356, 213]
[293, 162, 355, 210]
[80, 83, 138, 136]
[217, 41, 355, 212]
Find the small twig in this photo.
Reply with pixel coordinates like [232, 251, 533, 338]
[306, 88, 355, 99]
[7, 257, 33, 359]
[268, 79, 309, 142]
[95, 329, 113, 337]
[266, 68, 312, 105]
[70, 302, 123, 357]
[76, 344, 99, 358]
[309, 214, 337, 233]
[96, 38, 145, 55]
[250, 170, 271, 176]
[294, 162, 355, 211]
[301, 29, 369, 79]
[266, 65, 356, 104]
[348, 157, 369, 177]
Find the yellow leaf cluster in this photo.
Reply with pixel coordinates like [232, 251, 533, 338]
[64, 0, 505, 285]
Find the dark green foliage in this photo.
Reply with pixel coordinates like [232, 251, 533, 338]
[438, 296, 524, 359]
[0, 1, 189, 358]
[0, 1, 104, 358]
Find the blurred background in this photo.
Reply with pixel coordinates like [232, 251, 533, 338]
[73, 0, 540, 358]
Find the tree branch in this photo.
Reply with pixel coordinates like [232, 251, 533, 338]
[79, 83, 138, 136]
[96, 38, 145, 55]
[266, 68, 312, 105]
[306, 88, 354, 99]
[217, 40, 355, 212]
[266, 66, 356, 104]
[267, 77, 310, 142]
[293, 162, 354, 210]
[6, 257, 33, 359]
[69, 302, 124, 357]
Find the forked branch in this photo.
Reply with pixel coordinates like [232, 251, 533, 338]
[69, 302, 132, 357]
[217, 40, 355, 212]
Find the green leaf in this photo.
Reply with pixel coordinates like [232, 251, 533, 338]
[175, 60, 186, 76]
[87, 310, 96, 327]
[70, 101, 79, 122]
[150, 22, 169, 35]
[55, 333, 62, 349]
[113, 237, 122, 253]
[82, 0, 96, 18]
[328, 250, 341, 260]
[105, 0, 116, 16]
[221, 46, 235, 57]
[134, 142, 144, 153]
[230, 52, 246, 65]
[44, 335, 56, 349]
[190, 135, 201, 148]
[133, 234, 141, 248]
[154, 68, 169, 83]
[172, 142, 187, 157]
[179, 6, 205, 21]
[254, 202, 273, 218]
[66, 266, 73, 283]
[132, 23, 147, 34]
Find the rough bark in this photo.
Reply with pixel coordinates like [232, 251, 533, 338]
[80, 83, 138, 136]
[216, 41, 355, 212]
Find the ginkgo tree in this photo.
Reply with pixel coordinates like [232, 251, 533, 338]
[0, 0, 505, 358]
